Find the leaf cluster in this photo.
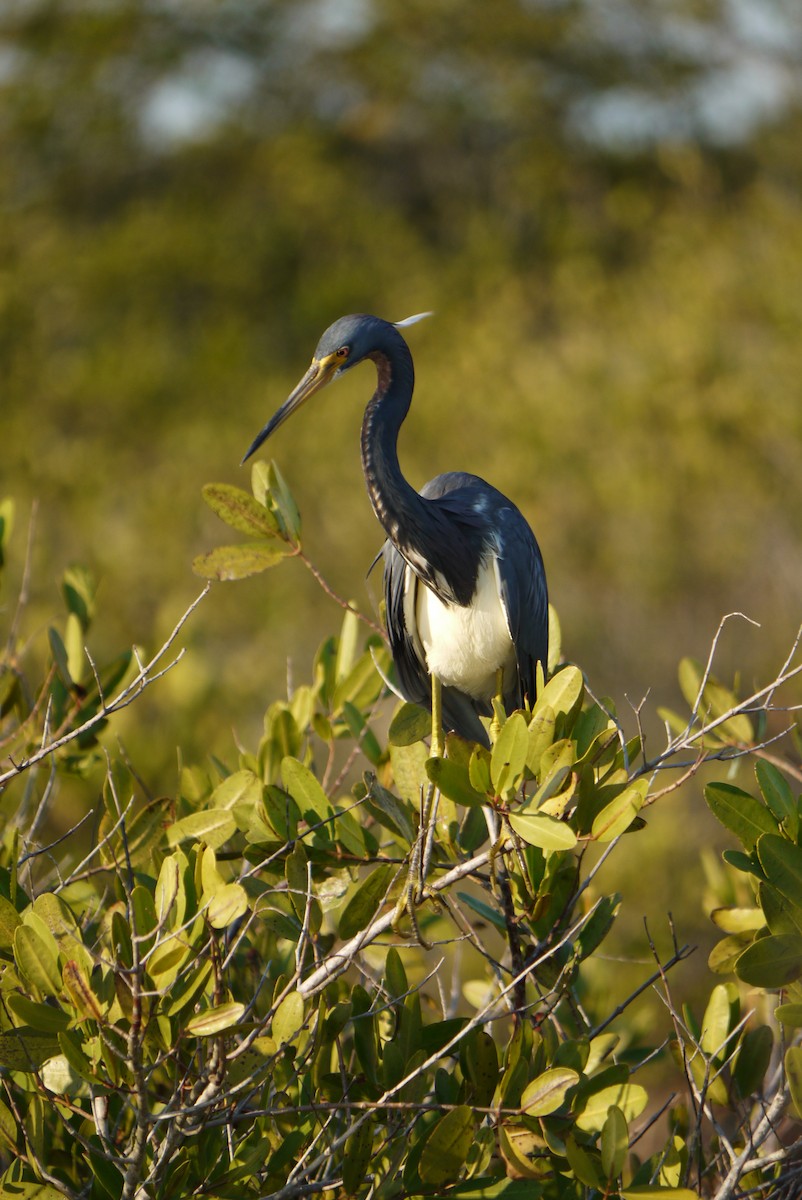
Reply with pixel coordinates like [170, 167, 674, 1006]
[0, 481, 800, 1199]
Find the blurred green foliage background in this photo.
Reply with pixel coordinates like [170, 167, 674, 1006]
[2, 0, 800, 931]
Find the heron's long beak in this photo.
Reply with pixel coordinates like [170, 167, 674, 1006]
[241, 355, 340, 463]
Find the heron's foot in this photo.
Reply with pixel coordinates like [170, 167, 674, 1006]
[487, 830, 508, 892]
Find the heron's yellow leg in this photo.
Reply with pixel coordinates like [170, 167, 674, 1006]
[486, 668, 507, 886]
[430, 671, 445, 759]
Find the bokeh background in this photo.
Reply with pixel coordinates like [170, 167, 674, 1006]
[2, 1, 801, 1005]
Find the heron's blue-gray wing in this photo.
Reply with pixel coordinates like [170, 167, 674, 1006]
[493, 504, 549, 709]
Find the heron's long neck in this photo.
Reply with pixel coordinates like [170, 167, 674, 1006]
[360, 349, 417, 535]
[361, 347, 468, 602]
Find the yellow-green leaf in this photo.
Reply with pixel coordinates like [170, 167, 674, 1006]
[418, 1104, 476, 1185]
[591, 778, 648, 842]
[272, 990, 305, 1046]
[186, 1001, 245, 1036]
[521, 1066, 579, 1115]
[509, 811, 577, 851]
[192, 541, 288, 580]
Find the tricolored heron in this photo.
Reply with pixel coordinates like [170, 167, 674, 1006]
[243, 313, 549, 750]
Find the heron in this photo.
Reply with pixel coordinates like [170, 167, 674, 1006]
[242, 313, 549, 754]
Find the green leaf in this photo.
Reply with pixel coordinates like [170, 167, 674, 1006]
[709, 906, 766, 934]
[775, 1003, 802, 1028]
[578, 894, 622, 960]
[756, 760, 796, 825]
[0, 1181, 68, 1199]
[6, 995, 71, 1033]
[61, 563, 95, 630]
[704, 782, 777, 850]
[787, 1046, 802, 1119]
[363, 775, 415, 843]
[339, 865, 394, 939]
[0, 1028, 61, 1070]
[14, 925, 62, 995]
[464, 1031, 500, 1108]
[192, 541, 288, 580]
[40, 1053, 88, 1097]
[212, 768, 264, 812]
[735, 933, 802, 988]
[708, 935, 751, 975]
[601, 1104, 628, 1180]
[533, 664, 584, 720]
[272, 990, 305, 1046]
[491, 712, 529, 794]
[202, 482, 280, 536]
[457, 892, 507, 933]
[591, 778, 648, 842]
[384, 946, 408, 1000]
[281, 756, 333, 825]
[48, 625, 73, 689]
[205, 882, 249, 929]
[621, 1189, 700, 1199]
[267, 460, 301, 541]
[526, 705, 556, 773]
[531, 739, 575, 806]
[155, 854, 181, 925]
[699, 983, 734, 1059]
[426, 757, 487, 808]
[332, 646, 386, 712]
[0, 895, 22, 951]
[389, 702, 431, 746]
[186, 1001, 246, 1036]
[760, 882, 802, 936]
[564, 1134, 605, 1189]
[418, 1105, 476, 1185]
[342, 1117, 374, 1195]
[575, 1082, 648, 1133]
[390, 741, 429, 807]
[756, 835, 802, 909]
[508, 811, 577, 851]
[167, 808, 237, 848]
[469, 745, 493, 794]
[335, 607, 360, 683]
[732, 1025, 772, 1100]
[520, 1066, 579, 1116]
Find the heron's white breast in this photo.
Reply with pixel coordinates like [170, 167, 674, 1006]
[408, 557, 514, 702]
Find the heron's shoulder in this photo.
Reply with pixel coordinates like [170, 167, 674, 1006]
[420, 471, 507, 506]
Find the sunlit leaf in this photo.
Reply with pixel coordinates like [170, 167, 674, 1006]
[389, 702, 431, 746]
[508, 811, 577, 851]
[575, 1082, 648, 1132]
[533, 664, 583, 720]
[520, 1066, 579, 1116]
[272, 990, 305, 1046]
[167, 808, 237, 848]
[186, 1001, 245, 1036]
[591, 778, 648, 842]
[491, 712, 529, 794]
[192, 541, 288, 580]
[201, 481, 280, 537]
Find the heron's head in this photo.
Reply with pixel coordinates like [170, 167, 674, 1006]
[242, 312, 430, 463]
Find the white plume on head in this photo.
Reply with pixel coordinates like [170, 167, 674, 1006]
[393, 312, 434, 329]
